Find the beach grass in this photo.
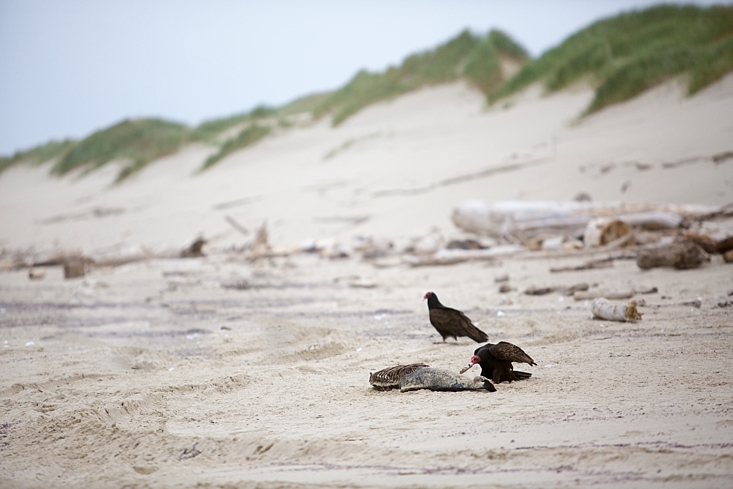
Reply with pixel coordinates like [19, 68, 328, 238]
[487, 4, 733, 115]
[50, 118, 190, 183]
[199, 124, 271, 171]
[0, 139, 76, 175]
[191, 105, 275, 143]
[314, 29, 528, 125]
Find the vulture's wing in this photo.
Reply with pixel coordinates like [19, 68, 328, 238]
[430, 308, 488, 343]
[488, 341, 536, 366]
[369, 363, 429, 389]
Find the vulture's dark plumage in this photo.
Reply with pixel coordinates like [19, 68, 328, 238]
[423, 291, 488, 343]
[471, 341, 536, 384]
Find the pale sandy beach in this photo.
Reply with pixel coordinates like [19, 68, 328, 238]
[1, 76, 733, 488]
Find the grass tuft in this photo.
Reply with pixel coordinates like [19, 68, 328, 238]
[199, 124, 271, 171]
[191, 105, 275, 142]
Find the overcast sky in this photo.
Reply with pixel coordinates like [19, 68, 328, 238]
[0, 0, 730, 155]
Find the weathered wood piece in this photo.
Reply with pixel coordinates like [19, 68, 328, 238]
[574, 289, 634, 301]
[637, 240, 709, 270]
[180, 238, 206, 258]
[452, 200, 715, 239]
[550, 258, 614, 273]
[63, 259, 85, 279]
[591, 298, 642, 322]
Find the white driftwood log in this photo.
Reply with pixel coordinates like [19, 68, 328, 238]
[451, 200, 716, 240]
[591, 298, 642, 322]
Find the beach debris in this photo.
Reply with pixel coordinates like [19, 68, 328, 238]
[353, 236, 394, 260]
[462, 341, 536, 384]
[525, 235, 583, 251]
[180, 237, 206, 258]
[524, 285, 555, 296]
[574, 289, 634, 301]
[63, 259, 85, 279]
[252, 221, 270, 252]
[178, 442, 201, 460]
[583, 218, 632, 247]
[399, 367, 496, 393]
[494, 274, 509, 283]
[636, 298, 702, 309]
[683, 233, 733, 255]
[28, 268, 46, 280]
[499, 284, 513, 293]
[683, 232, 718, 253]
[591, 298, 642, 322]
[369, 363, 429, 390]
[446, 238, 486, 250]
[348, 278, 377, 288]
[524, 283, 589, 296]
[557, 283, 590, 296]
[451, 200, 715, 242]
[724, 250, 733, 263]
[410, 230, 445, 255]
[716, 236, 733, 254]
[637, 239, 709, 270]
[424, 291, 488, 343]
[224, 214, 250, 237]
[550, 257, 614, 273]
[403, 245, 524, 267]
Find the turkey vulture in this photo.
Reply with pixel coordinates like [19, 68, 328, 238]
[423, 291, 488, 343]
[467, 342, 536, 383]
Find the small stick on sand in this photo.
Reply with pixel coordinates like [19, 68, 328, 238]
[591, 297, 642, 322]
[459, 363, 474, 374]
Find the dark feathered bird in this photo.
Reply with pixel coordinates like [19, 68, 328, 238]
[469, 341, 536, 383]
[423, 291, 488, 343]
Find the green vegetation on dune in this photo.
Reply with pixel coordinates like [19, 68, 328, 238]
[277, 92, 333, 117]
[8, 105, 277, 182]
[191, 105, 275, 143]
[315, 29, 528, 125]
[464, 30, 528, 94]
[0, 139, 76, 175]
[488, 4, 733, 115]
[199, 124, 272, 171]
[51, 118, 190, 183]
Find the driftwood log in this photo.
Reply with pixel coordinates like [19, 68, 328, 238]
[180, 238, 207, 258]
[637, 240, 709, 270]
[591, 298, 642, 322]
[63, 259, 85, 279]
[451, 200, 716, 241]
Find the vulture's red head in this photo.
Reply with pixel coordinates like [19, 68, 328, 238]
[469, 354, 481, 365]
[423, 291, 434, 300]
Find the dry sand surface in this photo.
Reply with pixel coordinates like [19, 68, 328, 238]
[1, 76, 733, 488]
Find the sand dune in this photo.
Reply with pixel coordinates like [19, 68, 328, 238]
[2, 75, 732, 255]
